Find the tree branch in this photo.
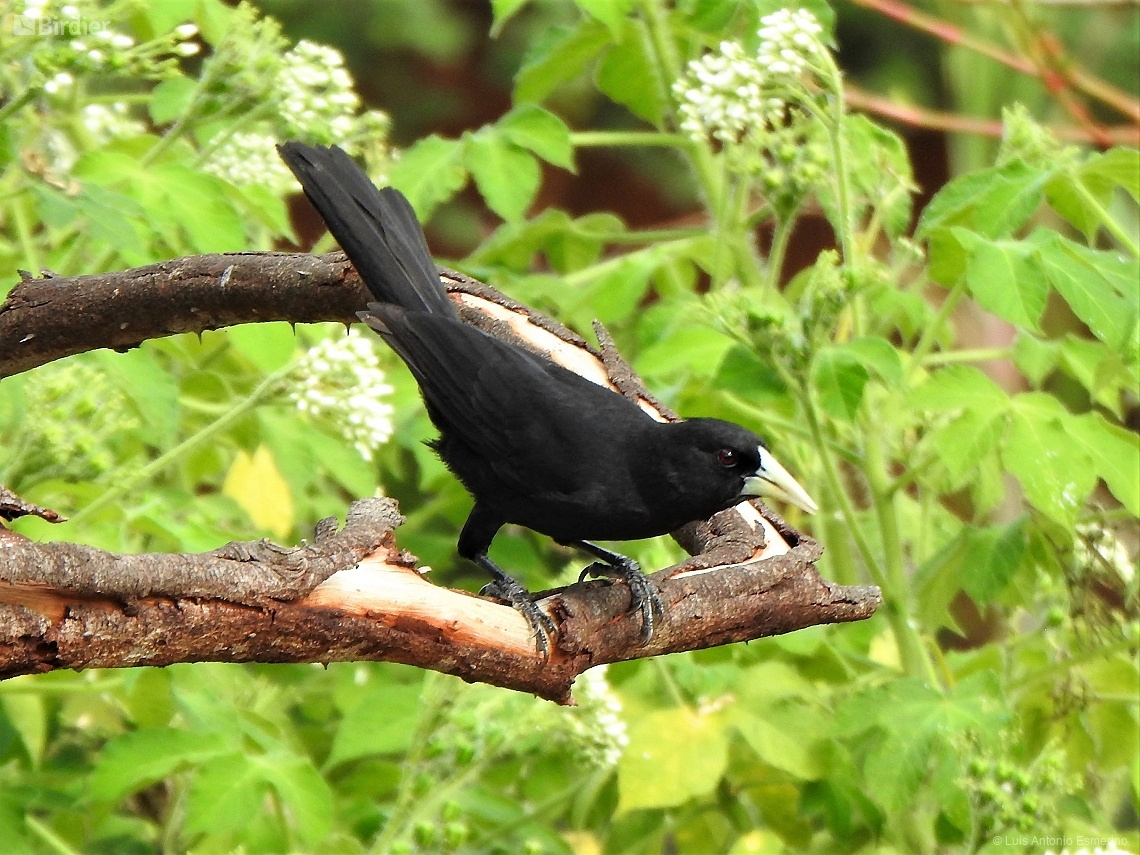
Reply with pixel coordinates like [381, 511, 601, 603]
[0, 253, 881, 701]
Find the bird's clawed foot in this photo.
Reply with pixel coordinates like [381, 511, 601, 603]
[577, 549, 665, 644]
[479, 571, 557, 658]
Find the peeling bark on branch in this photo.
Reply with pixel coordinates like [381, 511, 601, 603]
[0, 253, 882, 701]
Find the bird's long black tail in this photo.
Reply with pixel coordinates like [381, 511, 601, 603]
[277, 142, 455, 317]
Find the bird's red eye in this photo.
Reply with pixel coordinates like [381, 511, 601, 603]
[717, 449, 737, 467]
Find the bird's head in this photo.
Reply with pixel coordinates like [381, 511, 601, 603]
[674, 418, 818, 516]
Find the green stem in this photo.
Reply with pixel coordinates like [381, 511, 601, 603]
[766, 213, 797, 291]
[0, 87, 38, 123]
[1069, 171, 1140, 257]
[575, 227, 704, 244]
[569, 131, 690, 148]
[863, 431, 938, 683]
[906, 279, 968, 382]
[652, 658, 689, 707]
[68, 366, 291, 526]
[25, 816, 82, 855]
[801, 390, 884, 588]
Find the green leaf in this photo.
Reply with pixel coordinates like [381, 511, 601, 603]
[255, 752, 334, 846]
[712, 345, 790, 404]
[1085, 147, 1140, 202]
[576, 0, 637, 36]
[489, 0, 530, 35]
[931, 408, 1005, 484]
[514, 19, 611, 104]
[497, 104, 575, 171]
[149, 75, 197, 125]
[1001, 393, 1096, 527]
[907, 365, 1009, 414]
[732, 711, 825, 780]
[227, 322, 296, 374]
[955, 229, 1048, 332]
[184, 752, 267, 836]
[1059, 335, 1130, 417]
[959, 517, 1027, 604]
[1, 695, 45, 768]
[841, 336, 903, 386]
[465, 131, 541, 222]
[388, 134, 468, 220]
[595, 22, 666, 127]
[1069, 411, 1140, 516]
[147, 164, 245, 254]
[95, 346, 181, 447]
[1012, 333, 1060, 387]
[617, 707, 728, 812]
[1033, 230, 1139, 351]
[637, 325, 735, 380]
[326, 684, 423, 767]
[90, 728, 229, 801]
[917, 160, 1047, 240]
[837, 675, 1009, 814]
[811, 346, 870, 420]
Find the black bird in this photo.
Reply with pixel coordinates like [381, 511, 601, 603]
[278, 143, 818, 654]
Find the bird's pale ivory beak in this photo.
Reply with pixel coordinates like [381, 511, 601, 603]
[741, 446, 819, 515]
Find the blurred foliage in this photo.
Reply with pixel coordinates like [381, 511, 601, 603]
[1, 1, 1138, 854]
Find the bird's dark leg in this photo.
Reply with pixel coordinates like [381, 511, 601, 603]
[568, 541, 665, 643]
[473, 554, 557, 657]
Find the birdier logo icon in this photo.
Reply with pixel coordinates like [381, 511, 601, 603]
[7, 13, 110, 36]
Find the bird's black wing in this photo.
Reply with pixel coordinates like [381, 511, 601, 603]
[362, 305, 646, 497]
[277, 142, 454, 317]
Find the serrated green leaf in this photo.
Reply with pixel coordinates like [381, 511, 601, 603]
[595, 23, 666, 127]
[1069, 411, 1140, 516]
[712, 345, 790, 404]
[617, 707, 728, 812]
[388, 134, 468, 220]
[498, 104, 575, 171]
[811, 346, 870, 420]
[466, 131, 541, 222]
[90, 728, 229, 801]
[1033, 230, 1139, 351]
[326, 684, 423, 767]
[932, 408, 1005, 484]
[959, 517, 1027, 604]
[1059, 335, 1130, 417]
[917, 160, 1046, 239]
[955, 230, 1048, 332]
[184, 752, 267, 836]
[637, 325, 734, 379]
[1082, 147, 1140, 203]
[1001, 393, 1096, 527]
[907, 365, 1009, 414]
[514, 20, 611, 104]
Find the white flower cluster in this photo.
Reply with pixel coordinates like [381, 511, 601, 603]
[203, 131, 297, 194]
[566, 665, 629, 767]
[278, 40, 360, 140]
[756, 8, 826, 77]
[673, 9, 831, 208]
[290, 329, 395, 461]
[675, 41, 781, 148]
[81, 102, 145, 144]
